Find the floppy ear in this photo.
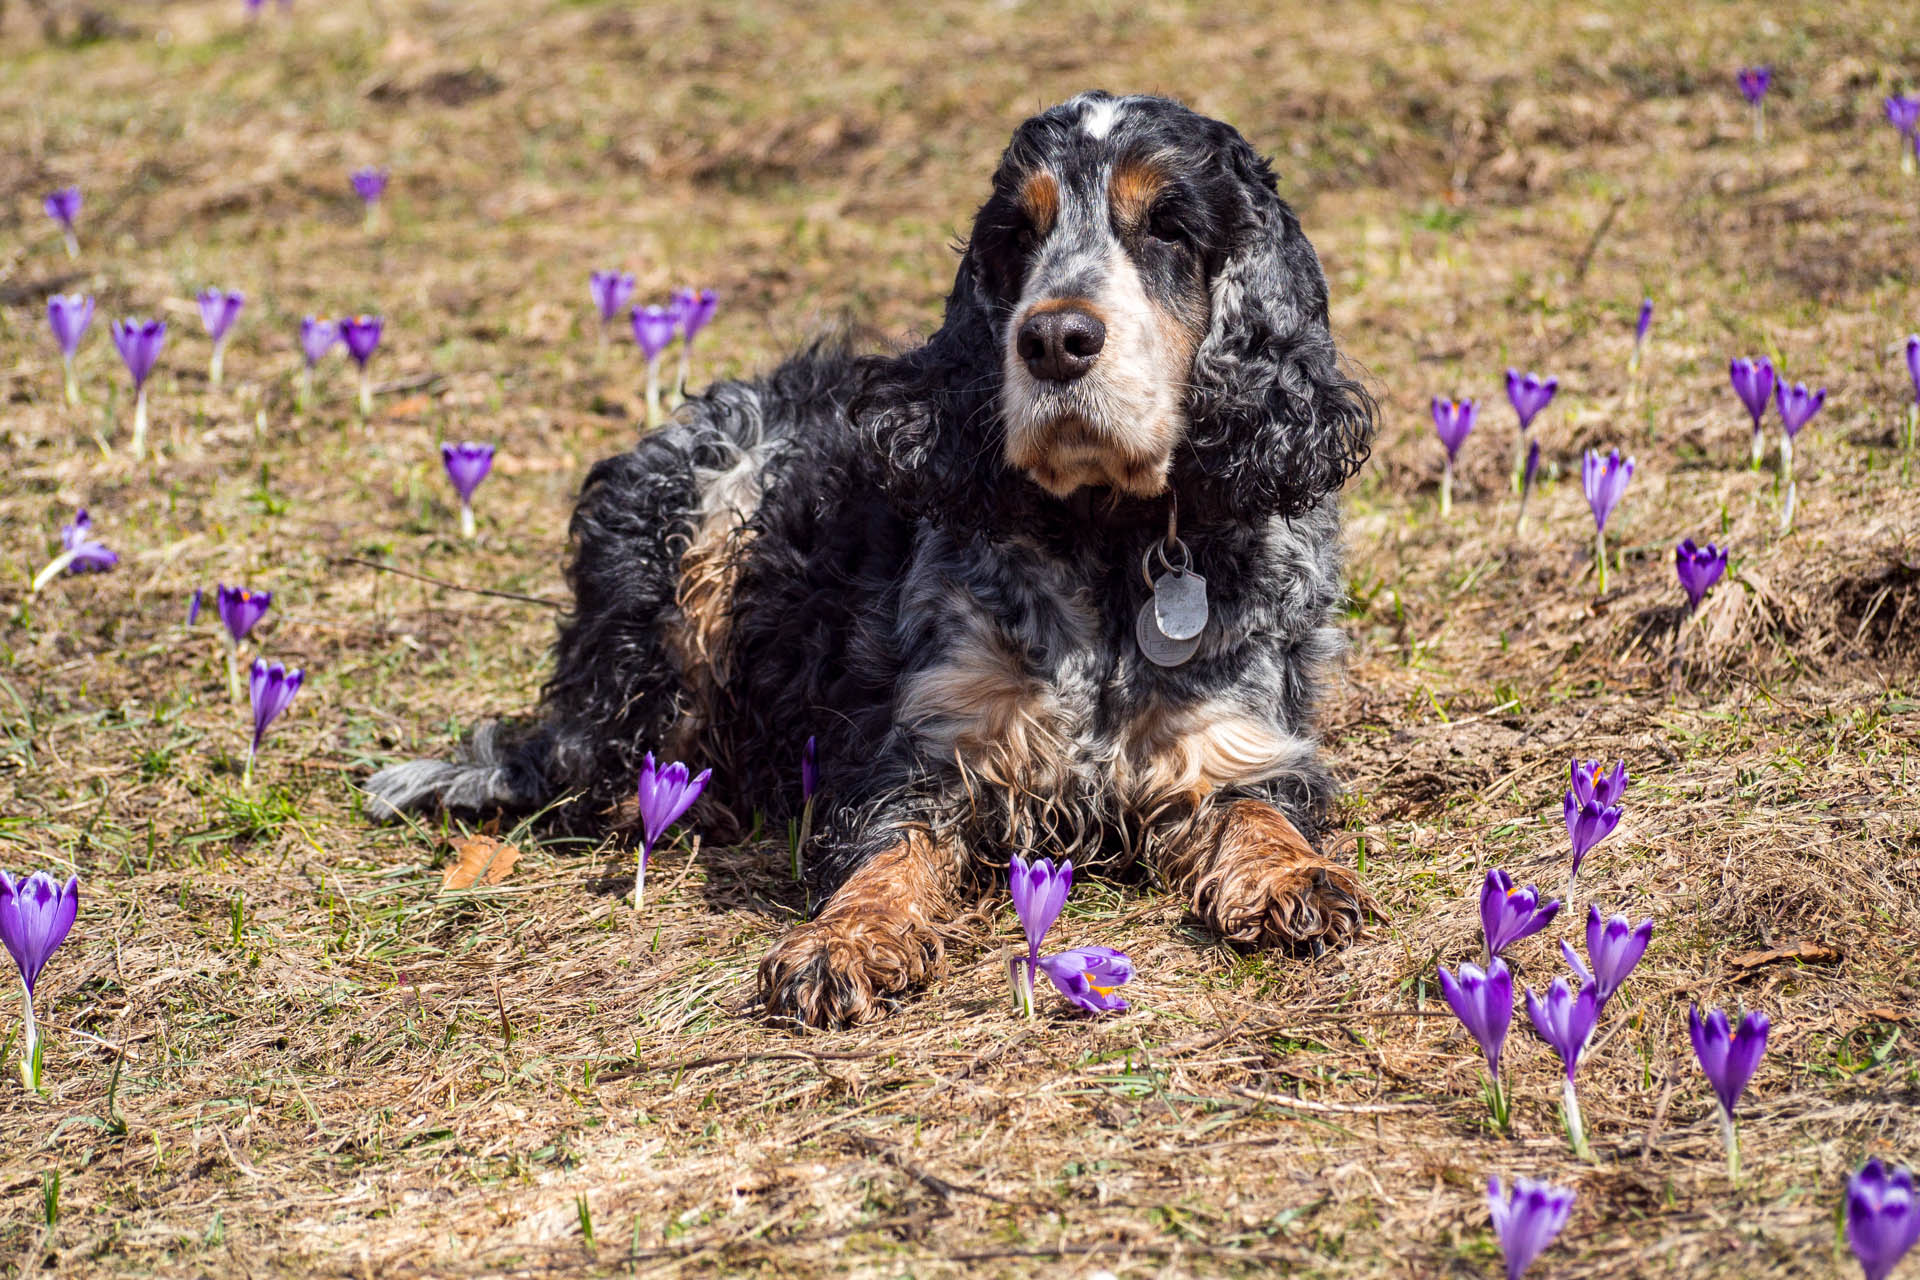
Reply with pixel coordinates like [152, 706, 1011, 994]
[850, 250, 1014, 531]
[1180, 130, 1374, 523]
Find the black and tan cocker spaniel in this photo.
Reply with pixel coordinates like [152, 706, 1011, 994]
[366, 91, 1378, 1026]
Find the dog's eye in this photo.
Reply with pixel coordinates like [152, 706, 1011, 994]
[1013, 220, 1039, 254]
[1145, 200, 1190, 247]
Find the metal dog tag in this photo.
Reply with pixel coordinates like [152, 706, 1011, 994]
[1136, 598, 1201, 667]
[1152, 569, 1209, 641]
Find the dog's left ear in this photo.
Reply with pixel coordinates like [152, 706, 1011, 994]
[1181, 127, 1374, 521]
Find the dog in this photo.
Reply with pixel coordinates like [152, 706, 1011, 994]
[366, 91, 1377, 1027]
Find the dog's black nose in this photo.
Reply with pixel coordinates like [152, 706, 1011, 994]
[1017, 307, 1106, 382]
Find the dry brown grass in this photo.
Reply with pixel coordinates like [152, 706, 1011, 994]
[3, 0, 1919, 1275]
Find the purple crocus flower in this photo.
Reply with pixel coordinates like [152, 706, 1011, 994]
[44, 187, 81, 257]
[590, 271, 636, 329]
[631, 305, 676, 362]
[1438, 958, 1514, 1125]
[339, 314, 383, 415]
[1487, 1176, 1575, 1280]
[297, 315, 338, 409]
[1848, 1159, 1920, 1280]
[301, 316, 339, 368]
[1905, 335, 1920, 451]
[1479, 869, 1560, 963]
[1888, 97, 1920, 175]
[1563, 758, 1627, 892]
[1528, 975, 1600, 1157]
[0, 870, 80, 1092]
[440, 441, 495, 539]
[1009, 852, 1072, 1014]
[1690, 1003, 1770, 1180]
[633, 753, 710, 907]
[197, 288, 245, 388]
[1773, 378, 1825, 532]
[47, 293, 94, 406]
[669, 287, 720, 402]
[1581, 449, 1633, 595]
[1558, 906, 1651, 1010]
[1774, 380, 1825, 439]
[33, 508, 117, 594]
[1581, 448, 1632, 534]
[1432, 397, 1476, 457]
[674, 288, 719, 344]
[111, 317, 167, 459]
[1505, 369, 1558, 432]
[1036, 946, 1133, 1014]
[217, 585, 272, 645]
[801, 736, 818, 801]
[1738, 67, 1772, 143]
[1431, 397, 1475, 519]
[1631, 298, 1653, 373]
[351, 167, 389, 230]
[1730, 356, 1775, 466]
[245, 659, 304, 787]
[1675, 539, 1729, 613]
[1527, 977, 1598, 1082]
[632, 304, 678, 426]
[187, 587, 204, 625]
[216, 585, 272, 700]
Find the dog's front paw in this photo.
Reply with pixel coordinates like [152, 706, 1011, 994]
[758, 913, 941, 1029]
[1195, 857, 1371, 953]
[1185, 800, 1377, 954]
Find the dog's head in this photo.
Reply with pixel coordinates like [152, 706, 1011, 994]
[859, 92, 1372, 527]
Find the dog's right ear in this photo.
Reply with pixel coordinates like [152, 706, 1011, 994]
[850, 253, 1010, 528]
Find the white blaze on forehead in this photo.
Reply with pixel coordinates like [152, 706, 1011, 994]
[1079, 96, 1125, 139]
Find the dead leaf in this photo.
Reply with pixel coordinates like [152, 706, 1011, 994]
[440, 835, 520, 891]
[1728, 941, 1841, 971]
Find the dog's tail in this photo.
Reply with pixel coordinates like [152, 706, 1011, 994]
[362, 720, 557, 823]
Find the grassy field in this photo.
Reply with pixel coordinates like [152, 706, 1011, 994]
[4, 0, 1919, 1275]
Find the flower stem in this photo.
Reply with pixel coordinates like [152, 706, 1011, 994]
[634, 844, 648, 910]
[29, 549, 80, 595]
[1440, 456, 1453, 520]
[793, 798, 813, 881]
[1753, 102, 1765, 146]
[1007, 954, 1035, 1019]
[358, 368, 372, 418]
[1484, 1071, 1511, 1133]
[298, 365, 314, 412]
[1749, 427, 1764, 470]
[1906, 404, 1917, 452]
[1594, 526, 1608, 596]
[243, 747, 256, 789]
[226, 644, 242, 703]
[131, 386, 149, 459]
[63, 358, 79, 407]
[1719, 1104, 1741, 1183]
[1561, 1077, 1592, 1160]
[1511, 433, 1526, 495]
[209, 343, 226, 390]
[460, 504, 476, 540]
[364, 204, 378, 235]
[18, 987, 40, 1092]
[1903, 143, 1916, 177]
[675, 345, 690, 408]
[645, 359, 661, 429]
[62, 230, 79, 259]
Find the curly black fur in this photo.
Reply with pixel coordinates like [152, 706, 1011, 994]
[367, 91, 1375, 937]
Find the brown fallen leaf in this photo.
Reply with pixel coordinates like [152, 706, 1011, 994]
[1728, 941, 1841, 971]
[440, 834, 520, 891]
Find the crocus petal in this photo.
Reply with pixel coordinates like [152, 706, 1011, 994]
[0, 871, 81, 996]
[1037, 946, 1132, 1014]
[1439, 958, 1512, 1076]
[631, 305, 678, 360]
[1488, 1175, 1575, 1280]
[1848, 1160, 1920, 1280]
[217, 585, 273, 644]
[440, 442, 496, 503]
